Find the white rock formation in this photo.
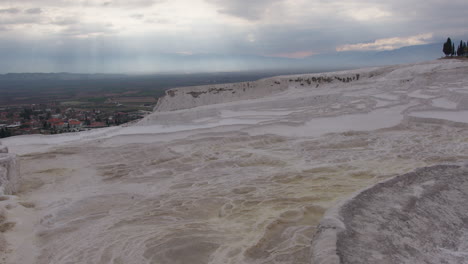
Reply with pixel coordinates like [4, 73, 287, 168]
[0, 143, 20, 195]
[0, 59, 468, 264]
[312, 164, 468, 264]
[154, 71, 367, 112]
[154, 78, 289, 111]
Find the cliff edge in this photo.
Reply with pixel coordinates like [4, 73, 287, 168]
[153, 71, 368, 112]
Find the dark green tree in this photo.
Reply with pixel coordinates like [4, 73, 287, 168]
[464, 41, 468, 56]
[443, 38, 453, 56]
[20, 108, 33, 120]
[451, 43, 455, 56]
[457, 41, 464, 56]
[0, 128, 11, 138]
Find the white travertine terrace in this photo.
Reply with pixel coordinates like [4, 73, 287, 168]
[1, 59, 468, 264]
[312, 164, 468, 264]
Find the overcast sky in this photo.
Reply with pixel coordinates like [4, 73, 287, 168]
[0, 0, 467, 73]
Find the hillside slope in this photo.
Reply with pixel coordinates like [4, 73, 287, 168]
[1, 59, 468, 264]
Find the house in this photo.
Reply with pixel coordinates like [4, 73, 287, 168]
[52, 122, 66, 130]
[88, 122, 106, 128]
[47, 118, 65, 129]
[48, 118, 62, 124]
[68, 119, 82, 129]
[8, 121, 21, 127]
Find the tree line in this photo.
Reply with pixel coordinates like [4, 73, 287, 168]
[0, 128, 12, 138]
[443, 37, 467, 57]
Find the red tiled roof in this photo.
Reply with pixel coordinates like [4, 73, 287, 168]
[88, 122, 106, 128]
[48, 118, 63, 123]
[68, 120, 82, 125]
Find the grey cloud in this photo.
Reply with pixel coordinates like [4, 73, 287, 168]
[0, 16, 42, 25]
[0, 0, 467, 73]
[130, 14, 144, 20]
[342, 0, 468, 41]
[207, 0, 284, 20]
[25, 8, 42, 14]
[59, 22, 116, 37]
[0, 8, 20, 14]
[210, 0, 468, 53]
[51, 17, 80, 26]
[0, 0, 68, 6]
[0, 6, 44, 25]
[144, 18, 169, 24]
[99, 0, 160, 8]
[0, 0, 162, 8]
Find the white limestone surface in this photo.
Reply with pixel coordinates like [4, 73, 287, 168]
[0, 59, 468, 264]
[0, 143, 20, 196]
[0, 154, 19, 195]
[409, 110, 468, 124]
[0, 144, 8, 153]
[312, 164, 468, 264]
[431, 98, 458, 109]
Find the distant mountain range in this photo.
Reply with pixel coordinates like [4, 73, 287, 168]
[302, 43, 442, 68]
[0, 72, 126, 80]
[149, 43, 443, 72]
[0, 43, 443, 76]
[143, 43, 444, 72]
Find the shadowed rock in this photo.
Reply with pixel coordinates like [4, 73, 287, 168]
[312, 164, 468, 264]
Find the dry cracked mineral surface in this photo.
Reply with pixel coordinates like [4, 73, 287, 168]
[1, 59, 468, 263]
